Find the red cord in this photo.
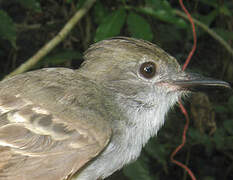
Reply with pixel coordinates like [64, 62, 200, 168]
[170, 102, 197, 180]
[170, 0, 197, 180]
[179, 0, 197, 71]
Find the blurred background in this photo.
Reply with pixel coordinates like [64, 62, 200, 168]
[0, 0, 232, 179]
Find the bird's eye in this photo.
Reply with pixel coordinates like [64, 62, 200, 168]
[139, 62, 157, 79]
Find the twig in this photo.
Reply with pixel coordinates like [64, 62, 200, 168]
[15, 21, 65, 31]
[6, 0, 96, 78]
[175, 9, 233, 57]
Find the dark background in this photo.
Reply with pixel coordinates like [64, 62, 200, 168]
[0, 0, 232, 179]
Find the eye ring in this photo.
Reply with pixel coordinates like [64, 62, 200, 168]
[139, 61, 157, 79]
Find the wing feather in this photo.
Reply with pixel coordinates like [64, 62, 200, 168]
[0, 68, 112, 180]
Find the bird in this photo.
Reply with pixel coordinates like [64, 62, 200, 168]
[0, 37, 230, 180]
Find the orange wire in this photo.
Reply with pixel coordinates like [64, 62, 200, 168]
[170, 0, 197, 180]
[170, 102, 197, 180]
[179, 0, 197, 71]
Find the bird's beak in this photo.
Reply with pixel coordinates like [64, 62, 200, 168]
[169, 72, 231, 90]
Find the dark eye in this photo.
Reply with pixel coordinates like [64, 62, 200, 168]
[139, 62, 156, 79]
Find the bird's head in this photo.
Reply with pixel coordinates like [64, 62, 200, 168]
[79, 37, 230, 143]
[81, 37, 230, 109]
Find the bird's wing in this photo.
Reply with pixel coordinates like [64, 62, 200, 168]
[0, 69, 112, 180]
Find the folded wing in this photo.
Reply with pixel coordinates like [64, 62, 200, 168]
[0, 69, 111, 180]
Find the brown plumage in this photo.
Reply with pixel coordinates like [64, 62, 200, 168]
[0, 68, 111, 180]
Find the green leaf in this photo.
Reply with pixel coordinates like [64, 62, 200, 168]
[127, 12, 153, 41]
[188, 128, 210, 145]
[0, 10, 17, 48]
[65, 0, 73, 3]
[223, 120, 233, 135]
[213, 129, 225, 150]
[214, 105, 228, 114]
[76, 0, 86, 9]
[18, 0, 42, 12]
[93, 1, 108, 24]
[219, 5, 232, 16]
[145, 0, 173, 13]
[156, 24, 183, 44]
[94, 9, 126, 42]
[144, 0, 187, 28]
[214, 28, 233, 41]
[195, 10, 218, 26]
[144, 139, 168, 165]
[139, 7, 187, 28]
[123, 158, 155, 180]
[36, 50, 82, 67]
[228, 95, 233, 111]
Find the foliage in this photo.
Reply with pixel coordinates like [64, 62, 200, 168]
[127, 12, 153, 41]
[94, 8, 127, 42]
[0, 0, 232, 179]
[0, 10, 16, 47]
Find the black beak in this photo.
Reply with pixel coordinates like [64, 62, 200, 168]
[170, 72, 231, 89]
